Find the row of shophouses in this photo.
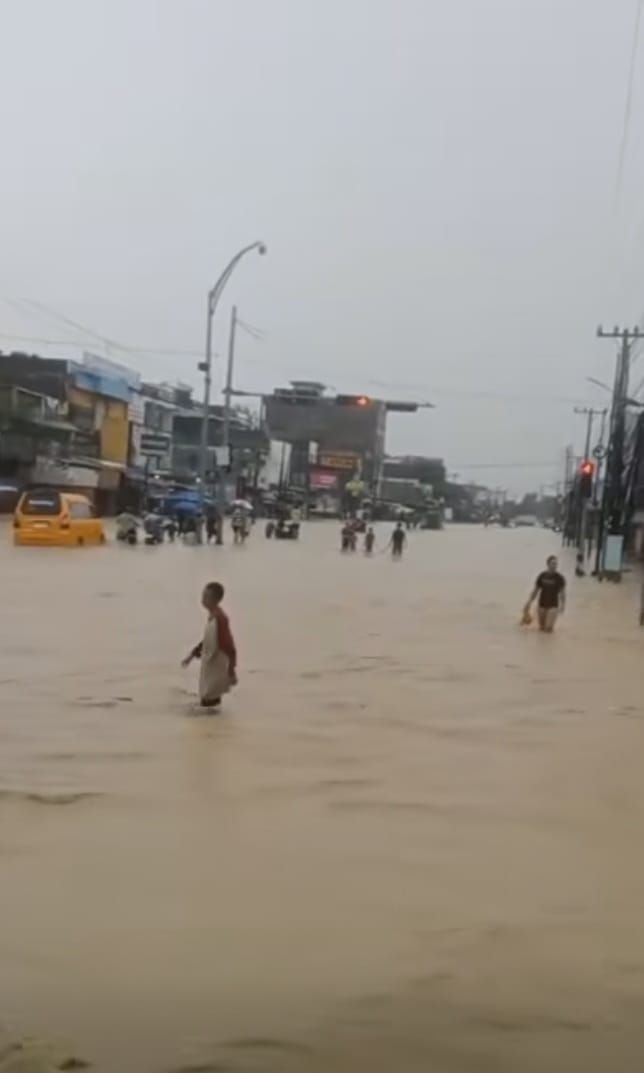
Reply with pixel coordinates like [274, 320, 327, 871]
[0, 350, 266, 513]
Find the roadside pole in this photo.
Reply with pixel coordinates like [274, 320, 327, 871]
[222, 306, 237, 459]
[573, 407, 606, 556]
[215, 305, 238, 545]
[586, 410, 607, 562]
[561, 445, 574, 545]
[594, 326, 641, 578]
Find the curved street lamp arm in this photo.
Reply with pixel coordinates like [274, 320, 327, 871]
[199, 241, 267, 492]
[208, 242, 265, 311]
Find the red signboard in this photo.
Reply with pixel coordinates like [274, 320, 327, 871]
[309, 469, 338, 490]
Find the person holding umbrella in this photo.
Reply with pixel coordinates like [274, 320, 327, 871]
[231, 499, 252, 545]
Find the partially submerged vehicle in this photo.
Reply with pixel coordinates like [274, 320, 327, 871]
[419, 500, 444, 530]
[265, 519, 300, 540]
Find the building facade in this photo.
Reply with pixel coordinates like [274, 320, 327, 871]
[262, 382, 388, 502]
[0, 351, 138, 511]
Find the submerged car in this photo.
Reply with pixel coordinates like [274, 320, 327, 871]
[14, 488, 106, 547]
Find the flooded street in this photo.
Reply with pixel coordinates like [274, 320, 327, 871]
[2, 521, 644, 1072]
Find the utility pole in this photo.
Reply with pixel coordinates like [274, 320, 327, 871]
[573, 406, 605, 553]
[212, 305, 238, 546]
[199, 293, 214, 488]
[562, 444, 574, 545]
[222, 305, 237, 456]
[594, 325, 641, 577]
[574, 407, 596, 463]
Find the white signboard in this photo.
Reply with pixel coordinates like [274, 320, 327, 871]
[83, 351, 141, 390]
[128, 391, 145, 425]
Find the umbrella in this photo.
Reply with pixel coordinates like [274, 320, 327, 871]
[232, 499, 253, 511]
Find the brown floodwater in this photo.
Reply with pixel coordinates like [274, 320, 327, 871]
[1, 521, 644, 1072]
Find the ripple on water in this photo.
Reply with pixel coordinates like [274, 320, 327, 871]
[0, 790, 100, 806]
[0, 1037, 91, 1072]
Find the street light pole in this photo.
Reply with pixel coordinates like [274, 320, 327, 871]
[198, 242, 266, 491]
[199, 296, 214, 488]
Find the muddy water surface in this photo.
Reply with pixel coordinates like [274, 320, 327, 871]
[1, 522, 644, 1072]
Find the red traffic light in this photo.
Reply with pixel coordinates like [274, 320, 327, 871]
[579, 459, 595, 499]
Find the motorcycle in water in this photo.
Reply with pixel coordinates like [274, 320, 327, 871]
[117, 527, 138, 545]
[143, 512, 164, 546]
[115, 511, 139, 546]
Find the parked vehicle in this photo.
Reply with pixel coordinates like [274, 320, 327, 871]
[14, 489, 106, 547]
[420, 512, 443, 530]
[419, 501, 443, 530]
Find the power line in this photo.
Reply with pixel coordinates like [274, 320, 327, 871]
[236, 317, 265, 341]
[14, 297, 126, 352]
[0, 301, 593, 408]
[614, 0, 644, 211]
[1, 299, 266, 358]
[0, 329, 205, 358]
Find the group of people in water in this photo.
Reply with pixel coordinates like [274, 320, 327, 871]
[176, 507, 567, 715]
[340, 519, 407, 559]
[115, 505, 253, 547]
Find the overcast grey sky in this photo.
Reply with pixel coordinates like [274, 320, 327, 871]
[1, 0, 644, 492]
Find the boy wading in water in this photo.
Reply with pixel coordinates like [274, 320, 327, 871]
[523, 554, 566, 633]
[182, 582, 238, 708]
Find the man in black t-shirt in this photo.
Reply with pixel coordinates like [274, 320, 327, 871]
[524, 554, 566, 632]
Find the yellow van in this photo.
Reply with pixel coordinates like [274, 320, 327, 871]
[14, 489, 106, 547]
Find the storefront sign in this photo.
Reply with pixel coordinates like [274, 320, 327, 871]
[141, 432, 170, 454]
[318, 451, 359, 471]
[309, 470, 338, 490]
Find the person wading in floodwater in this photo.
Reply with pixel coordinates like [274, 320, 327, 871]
[341, 521, 356, 552]
[364, 526, 375, 555]
[182, 582, 238, 710]
[391, 521, 406, 560]
[523, 554, 566, 633]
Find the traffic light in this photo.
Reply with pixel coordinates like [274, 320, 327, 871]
[579, 459, 595, 498]
[335, 394, 371, 407]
